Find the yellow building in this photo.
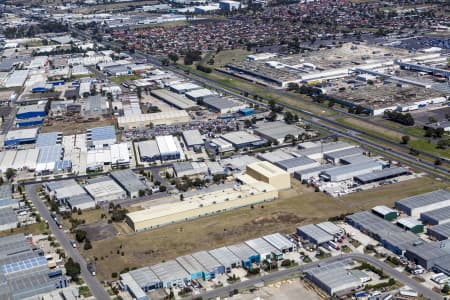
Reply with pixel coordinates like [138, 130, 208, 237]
[246, 161, 291, 190]
[126, 179, 278, 232]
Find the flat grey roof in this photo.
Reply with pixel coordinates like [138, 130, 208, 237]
[129, 267, 161, 287]
[227, 243, 258, 261]
[297, 224, 333, 244]
[45, 179, 79, 192]
[0, 207, 18, 226]
[151, 260, 189, 282]
[340, 154, 376, 165]
[110, 169, 147, 194]
[254, 121, 305, 140]
[421, 206, 450, 223]
[355, 167, 410, 183]
[66, 194, 95, 208]
[347, 211, 421, 250]
[151, 89, 197, 110]
[396, 190, 450, 209]
[221, 131, 262, 146]
[209, 247, 240, 267]
[428, 223, 450, 239]
[203, 96, 243, 110]
[275, 156, 317, 169]
[406, 240, 450, 261]
[321, 161, 382, 178]
[138, 140, 160, 158]
[176, 255, 206, 275]
[294, 164, 333, 176]
[0, 234, 30, 259]
[182, 129, 203, 147]
[324, 147, 363, 160]
[296, 141, 354, 156]
[258, 150, 294, 163]
[315, 221, 342, 236]
[245, 238, 281, 256]
[262, 233, 294, 251]
[191, 251, 222, 272]
[306, 260, 360, 292]
[173, 162, 194, 173]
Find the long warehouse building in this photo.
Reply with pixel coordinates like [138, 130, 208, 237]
[395, 190, 450, 218]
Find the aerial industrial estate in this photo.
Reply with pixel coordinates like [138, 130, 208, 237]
[0, 0, 448, 300]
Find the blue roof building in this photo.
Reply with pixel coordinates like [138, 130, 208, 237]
[36, 132, 63, 148]
[87, 125, 117, 148]
[16, 103, 47, 119]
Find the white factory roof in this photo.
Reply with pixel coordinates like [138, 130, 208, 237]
[156, 135, 178, 155]
[5, 128, 38, 142]
[262, 233, 294, 251]
[169, 82, 201, 92]
[221, 131, 262, 146]
[117, 110, 190, 126]
[245, 238, 281, 256]
[372, 205, 397, 216]
[4, 70, 29, 87]
[185, 88, 215, 99]
[397, 217, 422, 229]
[11, 148, 40, 170]
[137, 140, 160, 158]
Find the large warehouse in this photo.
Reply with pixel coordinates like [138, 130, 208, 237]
[274, 156, 319, 174]
[257, 149, 294, 164]
[245, 237, 283, 261]
[420, 206, 450, 225]
[209, 247, 241, 272]
[126, 178, 278, 231]
[0, 207, 18, 231]
[346, 211, 422, 255]
[202, 96, 247, 114]
[427, 223, 450, 241]
[319, 161, 383, 182]
[395, 190, 450, 218]
[296, 224, 333, 245]
[246, 161, 291, 190]
[16, 103, 47, 119]
[150, 260, 190, 288]
[117, 110, 191, 129]
[306, 260, 362, 296]
[4, 128, 39, 147]
[227, 243, 260, 270]
[86, 125, 117, 149]
[253, 121, 305, 145]
[296, 141, 355, 160]
[405, 240, 450, 270]
[151, 89, 197, 110]
[137, 140, 160, 162]
[84, 177, 126, 202]
[110, 169, 148, 198]
[155, 135, 181, 161]
[182, 129, 204, 149]
[220, 131, 264, 149]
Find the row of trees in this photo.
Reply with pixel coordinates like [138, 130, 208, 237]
[384, 110, 415, 126]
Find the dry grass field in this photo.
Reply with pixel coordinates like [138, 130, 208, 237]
[79, 176, 448, 281]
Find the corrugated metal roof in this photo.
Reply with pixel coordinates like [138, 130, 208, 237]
[396, 190, 450, 209]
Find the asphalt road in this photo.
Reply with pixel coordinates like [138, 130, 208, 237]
[26, 184, 111, 300]
[187, 253, 444, 300]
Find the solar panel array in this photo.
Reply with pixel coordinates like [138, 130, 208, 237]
[2, 256, 47, 274]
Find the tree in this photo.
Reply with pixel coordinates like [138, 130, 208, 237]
[5, 168, 16, 180]
[64, 258, 81, 280]
[138, 190, 146, 197]
[400, 135, 410, 145]
[84, 238, 92, 250]
[75, 229, 87, 243]
[442, 283, 450, 294]
[159, 185, 167, 192]
[168, 52, 179, 64]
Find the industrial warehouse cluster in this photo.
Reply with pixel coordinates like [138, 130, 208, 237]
[227, 43, 449, 116]
[43, 169, 148, 210]
[119, 189, 450, 300]
[119, 232, 297, 300]
[0, 234, 70, 300]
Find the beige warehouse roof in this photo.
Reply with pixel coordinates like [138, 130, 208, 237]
[247, 161, 288, 177]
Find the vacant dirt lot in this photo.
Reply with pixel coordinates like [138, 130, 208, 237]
[81, 176, 447, 281]
[41, 118, 114, 135]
